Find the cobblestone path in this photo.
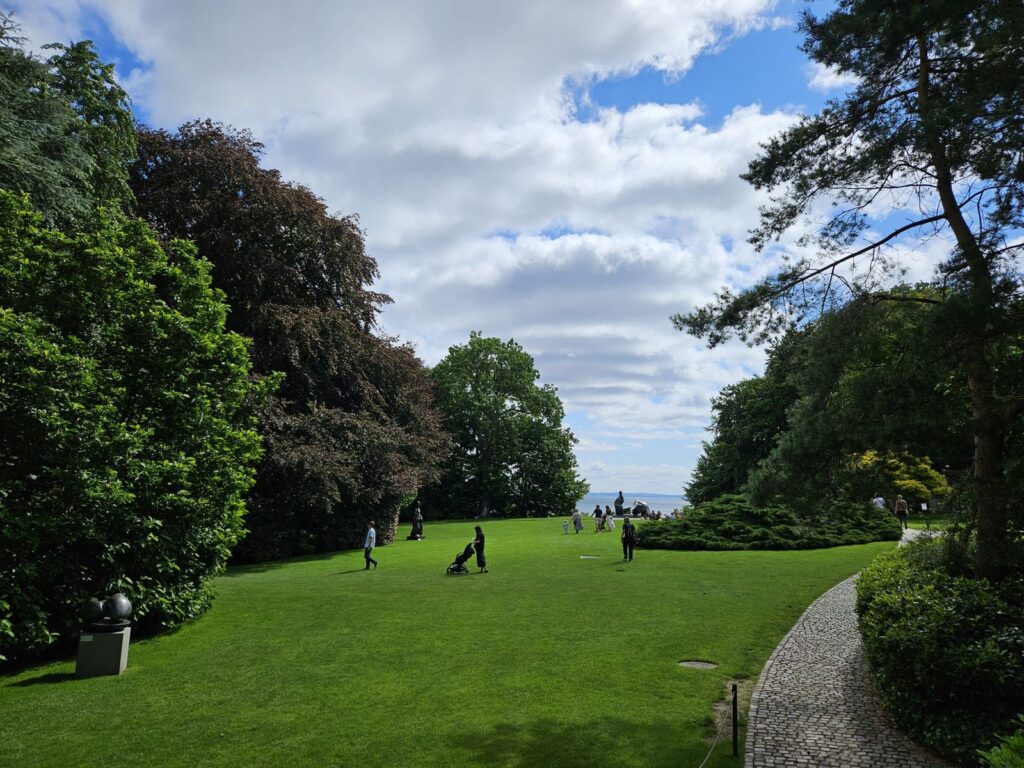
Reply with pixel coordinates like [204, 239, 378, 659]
[744, 530, 951, 767]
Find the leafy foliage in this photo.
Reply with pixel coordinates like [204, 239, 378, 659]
[674, 0, 1024, 577]
[639, 493, 901, 551]
[846, 450, 951, 504]
[857, 539, 1024, 765]
[0, 191, 268, 661]
[686, 334, 800, 504]
[0, 17, 135, 228]
[690, 295, 965, 516]
[130, 121, 449, 560]
[424, 333, 587, 518]
[979, 716, 1024, 768]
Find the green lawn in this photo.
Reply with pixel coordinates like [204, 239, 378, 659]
[906, 513, 955, 530]
[1, 519, 894, 768]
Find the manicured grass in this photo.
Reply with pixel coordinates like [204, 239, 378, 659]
[1, 519, 894, 768]
[906, 513, 955, 530]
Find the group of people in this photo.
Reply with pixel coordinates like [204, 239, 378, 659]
[362, 516, 488, 573]
[564, 506, 638, 561]
[873, 493, 912, 530]
[591, 504, 617, 532]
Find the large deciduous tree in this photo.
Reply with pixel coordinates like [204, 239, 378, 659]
[0, 191, 268, 661]
[425, 333, 588, 518]
[129, 121, 449, 560]
[674, 1, 1024, 578]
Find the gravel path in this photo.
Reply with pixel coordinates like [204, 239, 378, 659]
[743, 529, 951, 767]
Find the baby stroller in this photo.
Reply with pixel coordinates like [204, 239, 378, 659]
[446, 542, 475, 575]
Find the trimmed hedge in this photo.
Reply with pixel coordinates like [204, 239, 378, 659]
[856, 539, 1024, 765]
[638, 493, 902, 551]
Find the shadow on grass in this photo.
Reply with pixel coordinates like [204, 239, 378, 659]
[6, 671, 76, 688]
[222, 550, 344, 578]
[335, 568, 370, 575]
[449, 717, 698, 768]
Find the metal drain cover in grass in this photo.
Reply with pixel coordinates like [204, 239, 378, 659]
[579, 555, 601, 559]
[679, 660, 718, 669]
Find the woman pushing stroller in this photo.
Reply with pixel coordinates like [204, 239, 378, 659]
[445, 525, 488, 574]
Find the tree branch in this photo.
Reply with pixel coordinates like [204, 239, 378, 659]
[768, 213, 947, 299]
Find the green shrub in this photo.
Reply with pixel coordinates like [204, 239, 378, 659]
[979, 716, 1024, 768]
[857, 540, 1024, 765]
[0, 192, 271, 662]
[638, 493, 901, 551]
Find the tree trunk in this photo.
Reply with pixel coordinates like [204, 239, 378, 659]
[969, 362, 1010, 579]
[917, 34, 1010, 578]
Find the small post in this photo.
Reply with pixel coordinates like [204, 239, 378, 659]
[732, 682, 739, 757]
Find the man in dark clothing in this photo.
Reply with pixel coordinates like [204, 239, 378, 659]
[621, 516, 636, 561]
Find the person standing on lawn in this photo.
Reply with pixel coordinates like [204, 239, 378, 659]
[572, 508, 583, 533]
[621, 516, 636, 562]
[473, 525, 488, 573]
[364, 520, 379, 569]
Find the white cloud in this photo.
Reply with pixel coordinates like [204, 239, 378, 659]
[11, 0, 815, 493]
[806, 61, 860, 92]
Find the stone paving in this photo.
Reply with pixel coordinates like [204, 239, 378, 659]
[744, 529, 951, 768]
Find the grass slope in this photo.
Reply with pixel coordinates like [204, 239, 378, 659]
[1, 519, 893, 768]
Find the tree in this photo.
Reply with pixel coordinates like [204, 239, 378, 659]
[0, 16, 135, 228]
[686, 336, 800, 504]
[130, 121, 449, 560]
[425, 333, 588, 518]
[845, 450, 951, 506]
[0, 191, 268, 661]
[674, 1, 1024, 577]
[744, 291, 972, 505]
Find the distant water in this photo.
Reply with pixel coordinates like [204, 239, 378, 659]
[575, 492, 684, 516]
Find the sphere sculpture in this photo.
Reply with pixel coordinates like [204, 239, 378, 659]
[83, 593, 133, 633]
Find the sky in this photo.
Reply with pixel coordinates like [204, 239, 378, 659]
[8, 0, 872, 495]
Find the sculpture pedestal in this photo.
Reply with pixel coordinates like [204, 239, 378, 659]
[76, 627, 130, 678]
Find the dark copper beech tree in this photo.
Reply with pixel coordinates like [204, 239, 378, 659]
[674, 0, 1024, 578]
[130, 121, 449, 560]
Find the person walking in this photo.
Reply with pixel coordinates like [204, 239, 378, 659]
[364, 520, 379, 569]
[894, 495, 909, 529]
[572, 508, 583, 533]
[473, 525, 488, 573]
[604, 505, 616, 531]
[621, 516, 636, 562]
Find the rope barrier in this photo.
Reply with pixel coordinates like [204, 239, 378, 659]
[695, 704, 730, 768]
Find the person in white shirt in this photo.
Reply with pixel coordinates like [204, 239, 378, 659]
[364, 521, 379, 570]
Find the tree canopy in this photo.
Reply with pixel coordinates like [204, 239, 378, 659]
[690, 292, 974, 513]
[130, 121, 449, 560]
[0, 16, 135, 228]
[425, 333, 588, 519]
[0, 191, 268, 661]
[674, 0, 1024, 577]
